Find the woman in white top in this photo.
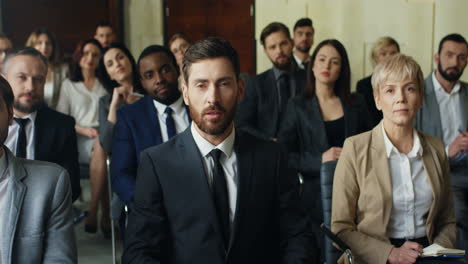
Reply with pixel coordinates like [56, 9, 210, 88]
[56, 39, 110, 236]
[26, 28, 68, 109]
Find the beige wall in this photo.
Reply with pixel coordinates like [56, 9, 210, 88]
[256, 0, 468, 87]
[124, 0, 164, 60]
[123, 0, 468, 85]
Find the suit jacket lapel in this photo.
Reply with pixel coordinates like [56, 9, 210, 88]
[424, 76, 444, 138]
[370, 123, 393, 226]
[418, 132, 440, 240]
[2, 149, 27, 263]
[227, 130, 253, 255]
[143, 96, 163, 145]
[33, 108, 54, 160]
[308, 97, 329, 152]
[178, 129, 225, 251]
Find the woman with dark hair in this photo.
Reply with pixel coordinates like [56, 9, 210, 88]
[56, 39, 110, 236]
[26, 28, 67, 109]
[278, 39, 372, 260]
[97, 42, 142, 154]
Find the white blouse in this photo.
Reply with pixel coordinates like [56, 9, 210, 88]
[56, 78, 108, 127]
[382, 125, 433, 239]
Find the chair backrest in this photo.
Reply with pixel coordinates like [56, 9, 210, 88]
[320, 160, 340, 264]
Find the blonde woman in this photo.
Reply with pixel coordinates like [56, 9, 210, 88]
[26, 28, 68, 109]
[356, 36, 400, 127]
[332, 54, 456, 264]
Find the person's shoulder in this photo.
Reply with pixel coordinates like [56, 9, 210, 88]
[38, 106, 75, 125]
[118, 96, 148, 115]
[237, 128, 282, 153]
[141, 131, 184, 161]
[349, 92, 367, 107]
[417, 130, 445, 154]
[343, 129, 373, 150]
[252, 69, 273, 82]
[20, 158, 68, 183]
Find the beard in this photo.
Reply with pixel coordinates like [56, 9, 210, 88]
[151, 81, 181, 105]
[272, 56, 292, 72]
[13, 96, 45, 114]
[295, 43, 311, 53]
[438, 62, 464, 82]
[190, 102, 236, 136]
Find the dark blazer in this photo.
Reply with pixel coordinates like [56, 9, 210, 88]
[111, 95, 190, 204]
[35, 106, 81, 202]
[356, 75, 383, 127]
[123, 128, 316, 264]
[415, 74, 468, 187]
[235, 68, 306, 140]
[278, 94, 372, 179]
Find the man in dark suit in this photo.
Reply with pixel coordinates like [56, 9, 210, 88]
[415, 33, 468, 256]
[123, 37, 315, 264]
[292, 18, 314, 70]
[236, 22, 306, 141]
[2, 47, 81, 202]
[111, 45, 190, 205]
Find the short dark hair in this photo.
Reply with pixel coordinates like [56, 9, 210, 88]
[260, 22, 291, 46]
[96, 21, 113, 30]
[137, 45, 179, 77]
[305, 39, 352, 105]
[182, 37, 240, 84]
[97, 42, 143, 94]
[438, 33, 468, 54]
[70, 39, 103, 82]
[0, 75, 14, 113]
[3, 47, 48, 74]
[293, 18, 313, 32]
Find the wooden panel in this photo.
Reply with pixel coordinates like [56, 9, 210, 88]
[165, 0, 255, 75]
[1, 0, 122, 55]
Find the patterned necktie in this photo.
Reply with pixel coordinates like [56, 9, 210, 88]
[209, 148, 230, 249]
[165, 107, 176, 140]
[14, 117, 29, 158]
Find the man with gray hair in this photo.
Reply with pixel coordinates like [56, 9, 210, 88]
[0, 74, 77, 263]
[2, 47, 81, 203]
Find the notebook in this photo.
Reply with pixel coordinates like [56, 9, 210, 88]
[422, 244, 465, 258]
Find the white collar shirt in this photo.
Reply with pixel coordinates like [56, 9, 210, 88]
[153, 96, 190, 142]
[383, 125, 433, 239]
[432, 71, 462, 149]
[190, 123, 238, 226]
[5, 111, 37, 160]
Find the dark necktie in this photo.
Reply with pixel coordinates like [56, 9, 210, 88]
[278, 74, 291, 112]
[165, 107, 176, 140]
[209, 149, 230, 249]
[14, 117, 29, 158]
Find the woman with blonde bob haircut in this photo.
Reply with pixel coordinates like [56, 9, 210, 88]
[332, 54, 456, 264]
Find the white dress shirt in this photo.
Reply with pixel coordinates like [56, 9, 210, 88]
[432, 72, 463, 151]
[383, 125, 433, 239]
[5, 112, 37, 160]
[293, 53, 307, 70]
[153, 96, 190, 142]
[56, 78, 108, 127]
[190, 123, 238, 226]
